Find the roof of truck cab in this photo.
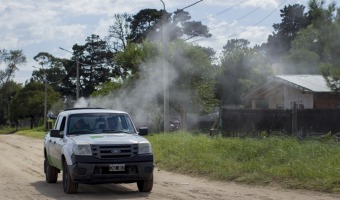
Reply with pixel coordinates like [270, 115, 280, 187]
[60, 108, 128, 115]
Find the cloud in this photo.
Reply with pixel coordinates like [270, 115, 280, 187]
[0, 35, 19, 49]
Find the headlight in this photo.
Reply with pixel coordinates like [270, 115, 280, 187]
[73, 143, 92, 155]
[138, 142, 152, 154]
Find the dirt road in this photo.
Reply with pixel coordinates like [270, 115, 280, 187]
[0, 134, 339, 200]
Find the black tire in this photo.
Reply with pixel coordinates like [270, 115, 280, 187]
[137, 174, 153, 192]
[62, 161, 78, 194]
[44, 157, 58, 183]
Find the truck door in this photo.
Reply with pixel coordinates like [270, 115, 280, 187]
[54, 116, 67, 169]
[49, 116, 66, 169]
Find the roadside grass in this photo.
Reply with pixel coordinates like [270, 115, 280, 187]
[147, 131, 340, 193]
[0, 127, 17, 134]
[15, 126, 46, 139]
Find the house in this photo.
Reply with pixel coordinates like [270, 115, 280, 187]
[242, 75, 340, 109]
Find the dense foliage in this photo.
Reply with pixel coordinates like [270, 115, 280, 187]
[10, 82, 60, 128]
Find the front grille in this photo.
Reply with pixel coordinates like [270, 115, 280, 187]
[91, 144, 138, 159]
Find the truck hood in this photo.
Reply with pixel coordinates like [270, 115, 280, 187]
[68, 133, 149, 145]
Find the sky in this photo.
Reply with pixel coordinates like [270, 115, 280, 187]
[0, 0, 313, 84]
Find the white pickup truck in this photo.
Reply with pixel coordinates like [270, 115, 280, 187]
[44, 108, 154, 194]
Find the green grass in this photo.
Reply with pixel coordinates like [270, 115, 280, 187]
[15, 126, 46, 139]
[147, 131, 340, 193]
[0, 127, 17, 134]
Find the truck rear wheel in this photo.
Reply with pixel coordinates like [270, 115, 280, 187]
[44, 156, 58, 183]
[137, 174, 153, 192]
[62, 161, 78, 194]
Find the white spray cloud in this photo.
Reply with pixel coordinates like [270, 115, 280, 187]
[72, 57, 179, 131]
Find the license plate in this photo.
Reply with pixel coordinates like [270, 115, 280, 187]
[109, 164, 125, 171]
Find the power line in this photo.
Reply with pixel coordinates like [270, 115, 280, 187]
[178, 0, 203, 11]
[190, 0, 289, 43]
[199, 0, 251, 22]
[228, 0, 289, 38]
[235, 0, 269, 22]
[199, 0, 270, 34]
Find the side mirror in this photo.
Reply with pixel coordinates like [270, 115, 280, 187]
[48, 113, 57, 119]
[50, 129, 63, 138]
[139, 127, 148, 136]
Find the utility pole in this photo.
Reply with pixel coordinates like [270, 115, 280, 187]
[44, 76, 48, 130]
[32, 63, 48, 130]
[40, 63, 47, 130]
[59, 47, 80, 100]
[160, 0, 169, 132]
[76, 57, 79, 100]
[158, 0, 203, 131]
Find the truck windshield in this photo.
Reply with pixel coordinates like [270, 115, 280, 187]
[67, 113, 136, 135]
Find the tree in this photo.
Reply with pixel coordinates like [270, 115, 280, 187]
[10, 81, 60, 128]
[116, 39, 219, 113]
[0, 49, 26, 125]
[32, 52, 69, 95]
[91, 81, 122, 97]
[216, 39, 273, 106]
[171, 9, 211, 41]
[0, 81, 22, 124]
[114, 42, 145, 81]
[169, 40, 218, 113]
[308, 0, 335, 29]
[307, 0, 337, 61]
[281, 26, 321, 74]
[127, 9, 211, 43]
[281, 0, 340, 89]
[107, 13, 132, 52]
[70, 34, 115, 97]
[262, 4, 310, 62]
[0, 49, 26, 85]
[317, 4, 340, 91]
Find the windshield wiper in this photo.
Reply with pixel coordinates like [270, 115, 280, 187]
[69, 130, 96, 135]
[102, 129, 131, 134]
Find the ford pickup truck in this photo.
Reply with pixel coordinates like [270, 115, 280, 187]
[44, 108, 154, 194]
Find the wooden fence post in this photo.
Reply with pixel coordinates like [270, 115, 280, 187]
[292, 102, 297, 136]
[180, 105, 187, 130]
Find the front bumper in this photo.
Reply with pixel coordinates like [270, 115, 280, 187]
[68, 154, 154, 184]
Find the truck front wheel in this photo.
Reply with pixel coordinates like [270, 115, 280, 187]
[44, 156, 58, 183]
[62, 161, 78, 194]
[137, 174, 153, 192]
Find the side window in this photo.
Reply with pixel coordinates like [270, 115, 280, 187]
[53, 117, 59, 129]
[54, 116, 63, 130]
[60, 117, 66, 132]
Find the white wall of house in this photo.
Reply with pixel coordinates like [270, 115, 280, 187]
[248, 83, 315, 109]
[283, 85, 313, 109]
[267, 86, 284, 109]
